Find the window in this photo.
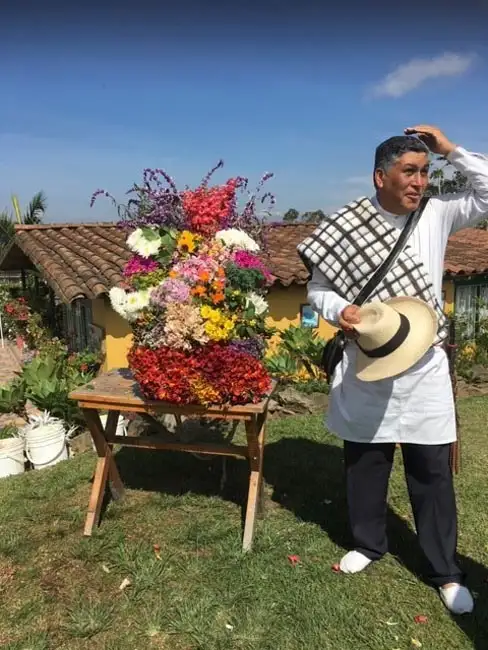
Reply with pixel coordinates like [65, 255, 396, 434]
[300, 303, 319, 328]
[455, 281, 488, 337]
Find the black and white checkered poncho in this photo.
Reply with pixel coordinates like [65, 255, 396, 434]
[296, 196, 448, 345]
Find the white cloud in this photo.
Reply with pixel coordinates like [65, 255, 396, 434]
[371, 52, 476, 98]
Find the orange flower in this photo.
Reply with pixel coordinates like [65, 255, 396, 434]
[191, 285, 206, 296]
[198, 270, 210, 283]
[211, 293, 225, 304]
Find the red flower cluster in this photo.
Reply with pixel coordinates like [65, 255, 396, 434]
[3, 297, 30, 321]
[182, 178, 240, 237]
[128, 342, 271, 406]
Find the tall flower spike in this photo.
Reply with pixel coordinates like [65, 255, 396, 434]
[199, 160, 224, 188]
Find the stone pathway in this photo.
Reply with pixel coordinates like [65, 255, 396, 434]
[0, 341, 22, 387]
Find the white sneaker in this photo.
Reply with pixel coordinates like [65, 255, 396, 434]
[439, 584, 474, 615]
[339, 550, 373, 574]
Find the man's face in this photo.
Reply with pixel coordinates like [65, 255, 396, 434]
[374, 152, 430, 214]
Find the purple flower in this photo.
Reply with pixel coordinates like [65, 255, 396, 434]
[228, 337, 266, 359]
[90, 162, 275, 242]
[150, 278, 191, 308]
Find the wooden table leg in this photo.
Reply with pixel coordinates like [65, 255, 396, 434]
[82, 409, 125, 536]
[242, 413, 266, 552]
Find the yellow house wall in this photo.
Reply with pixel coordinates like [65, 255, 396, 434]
[91, 297, 133, 371]
[442, 278, 455, 314]
[265, 284, 336, 347]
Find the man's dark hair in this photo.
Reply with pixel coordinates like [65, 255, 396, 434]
[374, 135, 430, 174]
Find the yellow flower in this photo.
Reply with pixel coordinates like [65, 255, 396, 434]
[200, 305, 213, 320]
[249, 319, 256, 327]
[177, 230, 200, 254]
[204, 318, 235, 341]
[190, 377, 220, 406]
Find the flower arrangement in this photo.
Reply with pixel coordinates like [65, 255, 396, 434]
[91, 161, 276, 406]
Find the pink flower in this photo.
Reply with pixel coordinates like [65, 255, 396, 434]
[123, 255, 159, 277]
[172, 255, 219, 284]
[151, 278, 191, 308]
[232, 250, 273, 284]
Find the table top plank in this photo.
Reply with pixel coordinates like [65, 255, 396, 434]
[69, 369, 277, 416]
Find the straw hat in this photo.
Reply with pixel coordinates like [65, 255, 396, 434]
[354, 296, 438, 382]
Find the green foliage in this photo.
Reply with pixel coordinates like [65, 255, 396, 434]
[426, 158, 469, 197]
[265, 324, 328, 386]
[0, 380, 26, 416]
[427, 158, 487, 229]
[130, 269, 167, 290]
[0, 423, 19, 439]
[280, 324, 326, 368]
[0, 295, 53, 346]
[282, 208, 327, 224]
[23, 191, 47, 224]
[453, 301, 488, 381]
[293, 378, 329, 394]
[283, 208, 300, 223]
[224, 264, 267, 292]
[0, 191, 47, 251]
[264, 350, 299, 379]
[0, 347, 100, 425]
[19, 353, 96, 424]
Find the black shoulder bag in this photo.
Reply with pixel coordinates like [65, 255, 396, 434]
[320, 197, 430, 382]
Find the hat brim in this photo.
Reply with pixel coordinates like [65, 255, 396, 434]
[355, 296, 438, 382]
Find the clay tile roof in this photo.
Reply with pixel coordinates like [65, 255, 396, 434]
[263, 222, 316, 286]
[0, 221, 487, 304]
[0, 223, 131, 304]
[444, 227, 488, 276]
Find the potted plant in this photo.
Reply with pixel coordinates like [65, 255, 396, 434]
[0, 425, 25, 478]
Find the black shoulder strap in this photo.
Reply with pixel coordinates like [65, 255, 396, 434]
[353, 196, 430, 306]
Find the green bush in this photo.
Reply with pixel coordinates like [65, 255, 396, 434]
[0, 347, 100, 426]
[265, 324, 329, 390]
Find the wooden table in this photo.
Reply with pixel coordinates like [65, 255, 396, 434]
[69, 369, 276, 552]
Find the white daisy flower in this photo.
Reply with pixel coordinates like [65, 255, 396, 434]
[126, 227, 162, 258]
[245, 291, 269, 316]
[215, 228, 260, 252]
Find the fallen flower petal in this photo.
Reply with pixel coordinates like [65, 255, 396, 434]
[411, 639, 422, 648]
[101, 564, 111, 574]
[119, 578, 131, 591]
[414, 615, 428, 624]
[331, 563, 341, 573]
[287, 554, 301, 566]
[153, 543, 162, 560]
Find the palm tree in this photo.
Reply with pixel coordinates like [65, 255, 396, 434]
[0, 191, 47, 252]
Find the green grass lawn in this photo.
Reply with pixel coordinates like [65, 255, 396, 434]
[1, 398, 488, 650]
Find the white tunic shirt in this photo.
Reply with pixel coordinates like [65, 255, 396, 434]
[307, 146, 488, 444]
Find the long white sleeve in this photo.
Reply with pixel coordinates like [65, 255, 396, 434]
[431, 146, 488, 233]
[307, 267, 350, 327]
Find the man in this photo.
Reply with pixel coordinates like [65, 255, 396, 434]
[297, 125, 488, 615]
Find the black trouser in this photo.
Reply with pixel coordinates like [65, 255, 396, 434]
[343, 441, 463, 587]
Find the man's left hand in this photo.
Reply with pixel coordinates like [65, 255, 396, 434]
[404, 125, 457, 157]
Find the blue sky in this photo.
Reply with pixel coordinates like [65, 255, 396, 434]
[1, 1, 487, 222]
